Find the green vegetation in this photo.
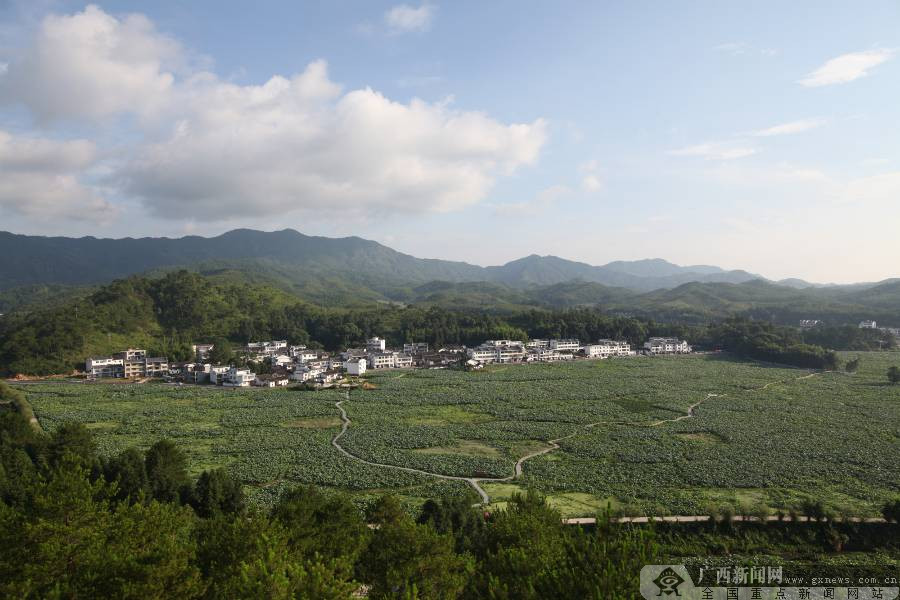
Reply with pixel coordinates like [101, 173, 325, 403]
[5, 269, 887, 376]
[888, 365, 900, 385]
[22, 353, 900, 517]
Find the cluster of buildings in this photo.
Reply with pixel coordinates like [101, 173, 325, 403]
[803, 319, 899, 339]
[84, 334, 693, 386]
[857, 320, 900, 338]
[85, 349, 169, 379]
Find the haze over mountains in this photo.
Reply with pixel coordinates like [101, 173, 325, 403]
[1, 228, 898, 326]
[0, 227, 837, 292]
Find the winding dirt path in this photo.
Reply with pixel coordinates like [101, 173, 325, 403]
[330, 370, 821, 505]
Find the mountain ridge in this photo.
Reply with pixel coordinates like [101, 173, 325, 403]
[0, 228, 891, 296]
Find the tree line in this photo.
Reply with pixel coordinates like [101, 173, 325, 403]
[1, 271, 889, 376]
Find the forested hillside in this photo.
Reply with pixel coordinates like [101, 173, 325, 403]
[2, 271, 889, 376]
[0, 228, 766, 293]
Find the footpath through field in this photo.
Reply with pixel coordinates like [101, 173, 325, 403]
[330, 370, 824, 506]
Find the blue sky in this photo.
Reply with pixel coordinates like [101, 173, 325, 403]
[0, 1, 898, 283]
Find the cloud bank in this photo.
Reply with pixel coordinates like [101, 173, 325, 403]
[0, 5, 545, 221]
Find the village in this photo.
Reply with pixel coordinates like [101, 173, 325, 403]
[83, 336, 693, 388]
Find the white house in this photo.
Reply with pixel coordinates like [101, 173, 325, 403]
[346, 358, 367, 376]
[549, 339, 580, 352]
[530, 348, 564, 362]
[583, 344, 614, 359]
[222, 367, 255, 387]
[644, 337, 691, 354]
[246, 340, 287, 355]
[294, 350, 319, 363]
[367, 352, 396, 369]
[395, 353, 413, 368]
[467, 347, 497, 363]
[366, 337, 387, 352]
[403, 342, 429, 354]
[270, 355, 293, 367]
[467, 341, 526, 364]
[526, 339, 550, 350]
[290, 365, 322, 382]
[85, 357, 124, 377]
[859, 320, 877, 329]
[254, 374, 289, 387]
[208, 365, 230, 385]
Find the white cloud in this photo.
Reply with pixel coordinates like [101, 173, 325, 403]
[123, 60, 546, 219]
[668, 142, 756, 161]
[581, 175, 603, 192]
[1, 5, 546, 222]
[0, 4, 182, 121]
[749, 118, 825, 137]
[799, 49, 895, 87]
[0, 130, 115, 220]
[384, 3, 436, 34]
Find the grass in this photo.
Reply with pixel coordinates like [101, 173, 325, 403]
[414, 440, 501, 458]
[283, 417, 343, 429]
[19, 352, 900, 515]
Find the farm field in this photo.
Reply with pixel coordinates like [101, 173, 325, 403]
[20, 352, 900, 516]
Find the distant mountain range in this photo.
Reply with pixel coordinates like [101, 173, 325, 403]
[0, 227, 848, 291]
[1, 228, 898, 325]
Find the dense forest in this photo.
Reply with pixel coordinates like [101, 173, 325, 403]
[0, 271, 892, 376]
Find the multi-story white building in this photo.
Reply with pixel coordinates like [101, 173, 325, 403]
[327, 357, 344, 370]
[208, 366, 230, 385]
[294, 350, 319, 363]
[395, 353, 414, 368]
[549, 339, 580, 352]
[583, 343, 614, 359]
[85, 357, 124, 377]
[86, 348, 169, 378]
[367, 352, 396, 369]
[467, 347, 498, 362]
[799, 320, 821, 328]
[526, 339, 550, 350]
[222, 367, 256, 387]
[346, 358, 367, 376]
[496, 345, 526, 362]
[529, 348, 565, 362]
[859, 320, 877, 329]
[467, 340, 526, 364]
[290, 365, 322, 382]
[145, 357, 169, 377]
[246, 340, 287, 355]
[644, 337, 691, 354]
[366, 337, 387, 352]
